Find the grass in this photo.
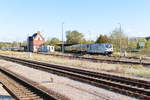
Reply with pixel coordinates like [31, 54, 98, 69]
[0, 50, 150, 78]
[125, 65, 150, 78]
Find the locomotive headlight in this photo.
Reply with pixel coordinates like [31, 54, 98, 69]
[105, 49, 109, 51]
[106, 48, 112, 51]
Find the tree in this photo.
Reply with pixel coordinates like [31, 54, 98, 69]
[44, 37, 60, 45]
[0, 42, 12, 48]
[127, 41, 137, 51]
[50, 37, 60, 45]
[82, 39, 95, 44]
[11, 41, 19, 47]
[145, 36, 150, 41]
[66, 30, 84, 44]
[96, 35, 110, 43]
[109, 28, 128, 52]
[145, 39, 150, 49]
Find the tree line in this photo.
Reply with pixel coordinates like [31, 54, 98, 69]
[44, 27, 150, 52]
[1, 27, 150, 52]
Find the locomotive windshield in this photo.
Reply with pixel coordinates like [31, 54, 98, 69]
[105, 44, 112, 48]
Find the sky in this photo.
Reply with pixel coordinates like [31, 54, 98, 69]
[0, 0, 150, 42]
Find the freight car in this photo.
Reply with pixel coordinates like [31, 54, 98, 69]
[65, 43, 113, 55]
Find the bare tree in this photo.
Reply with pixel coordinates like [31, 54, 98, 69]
[110, 28, 128, 52]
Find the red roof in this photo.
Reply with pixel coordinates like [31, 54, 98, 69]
[32, 31, 44, 41]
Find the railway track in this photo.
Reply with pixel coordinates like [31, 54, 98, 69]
[0, 55, 150, 100]
[0, 66, 69, 100]
[39, 52, 150, 67]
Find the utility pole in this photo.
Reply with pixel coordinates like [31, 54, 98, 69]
[118, 23, 122, 56]
[62, 22, 64, 53]
[88, 31, 91, 43]
[27, 33, 29, 52]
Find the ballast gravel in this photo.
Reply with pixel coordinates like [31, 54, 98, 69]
[0, 59, 139, 100]
[0, 84, 10, 96]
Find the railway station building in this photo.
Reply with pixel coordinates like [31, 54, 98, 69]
[27, 31, 45, 52]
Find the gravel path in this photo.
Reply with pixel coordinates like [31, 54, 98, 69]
[0, 59, 139, 100]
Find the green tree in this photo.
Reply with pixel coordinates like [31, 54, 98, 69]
[0, 42, 11, 48]
[82, 39, 95, 44]
[145, 36, 150, 41]
[109, 28, 128, 52]
[127, 41, 137, 51]
[50, 37, 60, 45]
[96, 35, 110, 43]
[145, 39, 150, 49]
[44, 37, 60, 45]
[66, 30, 84, 44]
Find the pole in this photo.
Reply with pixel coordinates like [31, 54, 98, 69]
[27, 33, 29, 52]
[118, 23, 122, 56]
[88, 31, 91, 43]
[62, 22, 64, 53]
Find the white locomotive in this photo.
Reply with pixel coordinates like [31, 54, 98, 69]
[65, 43, 113, 55]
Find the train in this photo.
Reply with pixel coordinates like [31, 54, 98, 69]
[65, 43, 113, 55]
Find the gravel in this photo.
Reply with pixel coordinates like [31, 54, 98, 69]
[0, 84, 10, 96]
[0, 51, 150, 78]
[0, 59, 139, 100]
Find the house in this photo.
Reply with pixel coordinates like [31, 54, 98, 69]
[27, 31, 45, 52]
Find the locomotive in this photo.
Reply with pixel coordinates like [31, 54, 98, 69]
[65, 43, 113, 55]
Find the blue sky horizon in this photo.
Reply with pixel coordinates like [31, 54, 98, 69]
[0, 0, 150, 42]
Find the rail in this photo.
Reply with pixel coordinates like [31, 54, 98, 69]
[39, 52, 150, 66]
[0, 65, 69, 100]
[0, 55, 150, 100]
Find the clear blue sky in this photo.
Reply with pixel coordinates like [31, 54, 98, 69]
[0, 0, 150, 42]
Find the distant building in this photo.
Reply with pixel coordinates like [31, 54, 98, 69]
[27, 31, 45, 52]
[39, 45, 55, 52]
[138, 42, 145, 48]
